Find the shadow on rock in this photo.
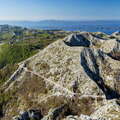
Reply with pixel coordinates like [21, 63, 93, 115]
[0, 109, 3, 118]
[13, 109, 43, 120]
[64, 34, 90, 47]
[80, 48, 120, 99]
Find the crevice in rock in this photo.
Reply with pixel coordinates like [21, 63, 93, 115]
[0, 109, 3, 118]
[80, 48, 120, 99]
[108, 52, 120, 61]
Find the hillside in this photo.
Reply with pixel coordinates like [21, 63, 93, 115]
[0, 25, 67, 88]
[0, 25, 67, 68]
[0, 31, 120, 120]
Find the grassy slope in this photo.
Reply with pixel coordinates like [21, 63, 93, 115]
[0, 31, 66, 86]
[0, 43, 38, 68]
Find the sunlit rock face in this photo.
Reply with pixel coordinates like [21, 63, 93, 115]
[108, 40, 120, 61]
[64, 32, 107, 48]
[112, 31, 120, 36]
[1, 31, 120, 120]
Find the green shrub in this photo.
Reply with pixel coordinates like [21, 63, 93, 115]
[0, 44, 37, 69]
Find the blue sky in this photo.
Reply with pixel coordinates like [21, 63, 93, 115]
[0, 0, 120, 20]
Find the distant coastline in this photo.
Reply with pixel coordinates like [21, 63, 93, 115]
[0, 20, 120, 34]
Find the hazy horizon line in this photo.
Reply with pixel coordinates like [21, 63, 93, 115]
[0, 19, 120, 22]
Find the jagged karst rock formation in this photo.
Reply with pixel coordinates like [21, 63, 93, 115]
[0, 31, 120, 120]
[64, 33, 91, 47]
[80, 48, 120, 99]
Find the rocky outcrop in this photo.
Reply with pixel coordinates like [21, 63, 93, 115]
[64, 32, 105, 48]
[100, 39, 117, 53]
[80, 48, 120, 99]
[91, 100, 120, 120]
[108, 40, 120, 60]
[64, 32, 120, 99]
[1, 31, 120, 120]
[42, 105, 69, 120]
[13, 109, 43, 120]
[64, 33, 91, 47]
[112, 31, 120, 37]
